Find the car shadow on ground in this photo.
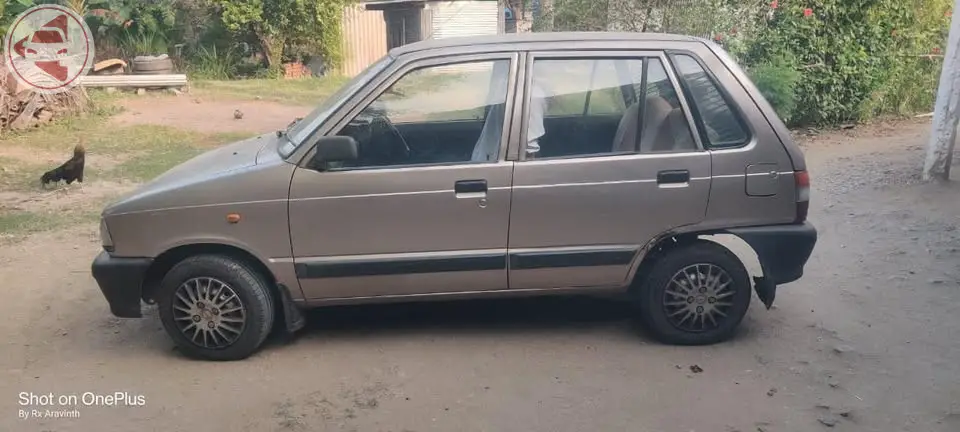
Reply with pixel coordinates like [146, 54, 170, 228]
[272, 295, 644, 344]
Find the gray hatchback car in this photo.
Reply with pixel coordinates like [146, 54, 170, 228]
[92, 32, 817, 361]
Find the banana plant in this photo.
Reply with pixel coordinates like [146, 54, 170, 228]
[1, 0, 36, 35]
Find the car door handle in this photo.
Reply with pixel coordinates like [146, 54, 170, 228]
[454, 179, 487, 195]
[657, 170, 690, 185]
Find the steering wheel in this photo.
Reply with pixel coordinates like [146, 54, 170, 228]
[370, 111, 411, 160]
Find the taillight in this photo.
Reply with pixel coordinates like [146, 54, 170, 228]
[795, 170, 810, 223]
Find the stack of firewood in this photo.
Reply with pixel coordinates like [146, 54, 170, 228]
[0, 65, 90, 133]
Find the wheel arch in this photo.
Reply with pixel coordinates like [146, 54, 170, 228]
[629, 230, 761, 290]
[143, 243, 304, 333]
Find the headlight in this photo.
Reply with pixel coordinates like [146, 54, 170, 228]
[99, 217, 114, 252]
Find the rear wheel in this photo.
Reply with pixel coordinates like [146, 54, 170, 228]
[636, 240, 751, 345]
[157, 255, 274, 361]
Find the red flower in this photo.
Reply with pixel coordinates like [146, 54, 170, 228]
[803, 8, 813, 17]
[714, 33, 723, 42]
[933, 47, 942, 54]
[770, 0, 778, 8]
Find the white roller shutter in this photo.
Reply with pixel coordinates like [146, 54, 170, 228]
[424, 1, 499, 74]
[427, 1, 499, 40]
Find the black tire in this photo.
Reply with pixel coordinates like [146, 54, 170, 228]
[635, 240, 751, 345]
[132, 69, 175, 75]
[157, 255, 274, 361]
[132, 58, 174, 73]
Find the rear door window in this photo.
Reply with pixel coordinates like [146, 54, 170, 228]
[670, 54, 749, 149]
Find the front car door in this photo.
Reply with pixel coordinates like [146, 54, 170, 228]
[507, 50, 712, 290]
[288, 53, 519, 301]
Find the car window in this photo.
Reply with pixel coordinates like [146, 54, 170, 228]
[538, 58, 628, 118]
[525, 56, 697, 159]
[639, 58, 697, 153]
[335, 59, 511, 168]
[671, 54, 749, 148]
[285, 54, 392, 154]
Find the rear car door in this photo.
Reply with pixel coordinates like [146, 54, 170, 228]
[507, 51, 712, 290]
[288, 53, 519, 300]
[668, 50, 799, 226]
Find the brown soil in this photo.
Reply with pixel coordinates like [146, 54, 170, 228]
[2, 112, 959, 432]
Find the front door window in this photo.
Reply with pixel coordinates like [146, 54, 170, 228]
[336, 59, 512, 169]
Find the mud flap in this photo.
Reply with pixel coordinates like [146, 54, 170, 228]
[277, 283, 306, 333]
[753, 276, 776, 309]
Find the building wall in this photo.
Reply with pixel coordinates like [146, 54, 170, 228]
[340, 1, 501, 77]
[340, 4, 389, 77]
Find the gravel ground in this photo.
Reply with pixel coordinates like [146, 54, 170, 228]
[2, 118, 959, 432]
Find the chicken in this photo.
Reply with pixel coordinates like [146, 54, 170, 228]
[40, 141, 85, 189]
[234, 109, 244, 120]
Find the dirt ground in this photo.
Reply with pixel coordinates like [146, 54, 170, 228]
[2, 107, 959, 432]
[110, 95, 313, 134]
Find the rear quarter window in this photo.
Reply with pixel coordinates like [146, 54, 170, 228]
[671, 54, 750, 149]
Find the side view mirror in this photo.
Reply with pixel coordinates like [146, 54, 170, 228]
[312, 135, 358, 170]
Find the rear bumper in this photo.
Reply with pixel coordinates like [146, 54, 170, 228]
[91, 251, 152, 318]
[727, 221, 818, 285]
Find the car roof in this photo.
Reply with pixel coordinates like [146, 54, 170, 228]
[389, 32, 706, 57]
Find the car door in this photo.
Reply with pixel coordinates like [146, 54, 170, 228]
[289, 53, 518, 301]
[506, 51, 712, 290]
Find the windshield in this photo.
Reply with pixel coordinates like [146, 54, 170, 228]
[279, 55, 393, 157]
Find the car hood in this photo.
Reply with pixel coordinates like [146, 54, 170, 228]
[104, 133, 284, 216]
[157, 133, 271, 183]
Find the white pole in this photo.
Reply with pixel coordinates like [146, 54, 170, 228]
[923, 0, 960, 181]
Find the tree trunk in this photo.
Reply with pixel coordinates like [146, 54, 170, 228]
[512, 0, 534, 33]
[923, 0, 960, 181]
[254, 23, 283, 69]
[539, 0, 554, 31]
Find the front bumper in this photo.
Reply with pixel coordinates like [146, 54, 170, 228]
[91, 251, 152, 318]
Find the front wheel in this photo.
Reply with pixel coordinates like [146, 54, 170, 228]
[157, 255, 274, 361]
[636, 240, 752, 345]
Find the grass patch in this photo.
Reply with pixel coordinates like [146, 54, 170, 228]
[107, 129, 250, 182]
[0, 156, 48, 191]
[191, 76, 350, 106]
[0, 209, 92, 238]
[109, 145, 204, 182]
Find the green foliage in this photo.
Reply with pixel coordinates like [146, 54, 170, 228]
[87, 0, 179, 56]
[117, 28, 169, 56]
[212, 0, 347, 73]
[746, 54, 800, 122]
[743, 0, 952, 125]
[861, 54, 942, 118]
[1, 0, 36, 35]
[858, 0, 951, 117]
[538, 0, 609, 31]
[186, 45, 239, 80]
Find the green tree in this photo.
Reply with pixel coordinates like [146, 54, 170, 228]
[212, 0, 347, 76]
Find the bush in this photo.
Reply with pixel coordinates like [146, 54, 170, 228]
[743, 0, 952, 125]
[747, 56, 800, 123]
[861, 55, 943, 118]
[186, 45, 239, 80]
